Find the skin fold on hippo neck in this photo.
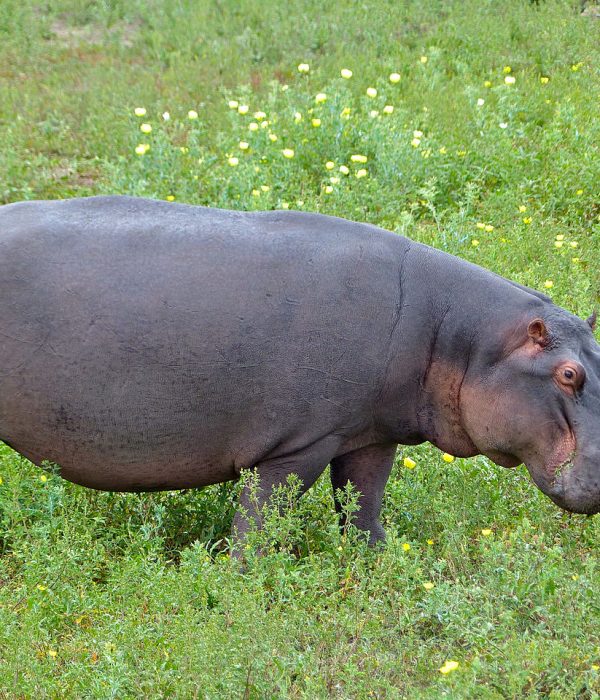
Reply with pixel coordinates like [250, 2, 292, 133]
[376, 240, 545, 460]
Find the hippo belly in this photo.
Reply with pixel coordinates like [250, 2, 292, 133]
[0, 196, 401, 491]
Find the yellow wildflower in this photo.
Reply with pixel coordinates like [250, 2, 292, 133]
[282, 148, 295, 158]
[339, 165, 349, 175]
[325, 161, 335, 170]
[140, 123, 152, 134]
[294, 112, 302, 123]
[556, 234, 564, 241]
[442, 453, 454, 463]
[228, 100, 239, 109]
[269, 133, 278, 142]
[315, 93, 327, 104]
[36, 584, 47, 591]
[162, 111, 170, 121]
[472, 239, 480, 247]
[366, 87, 377, 98]
[504, 75, 516, 85]
[297, 63, 310, 73]
[260, 185, 270, 192]
[311, 118, 321, 127]
[420, 55, 428, 64]
[330, 176, 340, 185]
[423, 582, 435, 590]
[383, 105, 394, 114]
[389, 72, 401, 83]
[135, 144, 150, 155]
[227, 156, 239, 166]
[369, 110, 379, 118]
[411, 138, 421, 147]
[484, 80, 492, 88]
[248, 122, 259, 131]
[253, 111, 266, 120]
[439, 660, 459, 674]
[402, 543, 411, 551]
[570, 241, 578, 248]
[544, 280, 554, 288]
[576, 189, 583, 195]
[523, 217, 532, 224]
[237, 104, 249, 115]
[403, 457, 416, 469]
[48, 650, 58, 658]
[40, 474, 48, 483]
[340, 68, 353, 79]
[324, 185, 333, 194]
[427, 539, 434, 545]
[187, 110, 198, 119]
[503, 66, 512, 74]
[355, 169, 368, 178]
[134, 107, 146, 117]
[476, 222, 486, 230]
[166, 195, 175, 202]
[540, 76, 549, 84]
[554, 241, 564, 248]
[481, 529, 493, 536]
[239, 141, 249, 150]
[484, 224, 494, 232]
[351, 154, 368, 163]
[518, 205, 527, 212]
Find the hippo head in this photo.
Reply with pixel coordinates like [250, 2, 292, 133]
[460, 308, 600, 514]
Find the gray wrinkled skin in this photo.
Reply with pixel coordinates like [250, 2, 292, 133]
[1, 196, 598, 542]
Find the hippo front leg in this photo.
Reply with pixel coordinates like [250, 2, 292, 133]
[231, 437, 340, 550]
[330, 443, 397, 544]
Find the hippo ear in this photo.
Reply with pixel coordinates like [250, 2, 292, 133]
[586, 310, 597, 331]
[527, 318, 549, 347]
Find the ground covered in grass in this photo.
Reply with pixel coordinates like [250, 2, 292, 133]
[0, 1, 599, 697]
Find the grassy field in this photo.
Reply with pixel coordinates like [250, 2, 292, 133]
[1, 0, 599, 697]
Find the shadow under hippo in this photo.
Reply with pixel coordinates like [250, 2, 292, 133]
[0, 196, 598, 544]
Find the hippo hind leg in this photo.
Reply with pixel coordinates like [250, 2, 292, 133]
[330, 442, 397, 545]
[231, 436, 340, 549]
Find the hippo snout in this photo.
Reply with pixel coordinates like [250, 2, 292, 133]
[546, 453, 600, 515]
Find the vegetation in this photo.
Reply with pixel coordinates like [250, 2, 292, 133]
[0, 1, 599, 697]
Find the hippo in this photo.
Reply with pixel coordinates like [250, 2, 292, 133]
[0, 196, 598, 543]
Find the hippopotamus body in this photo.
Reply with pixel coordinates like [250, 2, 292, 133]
[0, 196, 598, 540]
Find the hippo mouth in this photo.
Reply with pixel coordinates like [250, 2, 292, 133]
[531, 453, 600, 515]
[528, 450, 573, 489]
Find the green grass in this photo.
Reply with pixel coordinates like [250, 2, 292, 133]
[1, 0, 599, 697]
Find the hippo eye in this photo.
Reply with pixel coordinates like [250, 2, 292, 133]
[555, 363, 584, 394]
